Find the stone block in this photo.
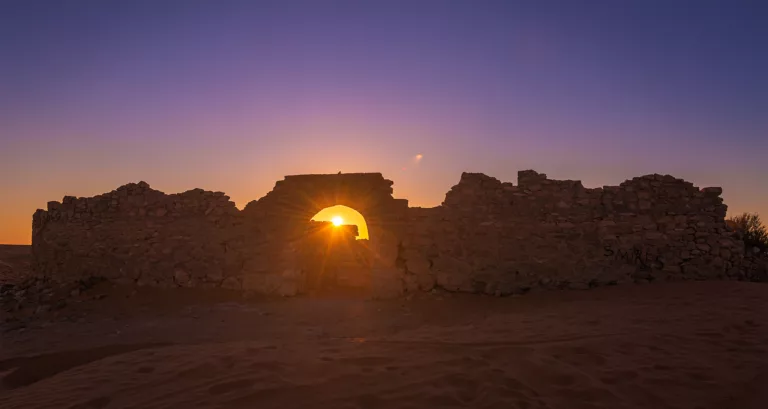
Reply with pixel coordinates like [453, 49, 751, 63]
[220, 276, 242, 290]
[370, 267, 403, 299]
[433, 256, 473, 292]
[701, 187, 722, 196]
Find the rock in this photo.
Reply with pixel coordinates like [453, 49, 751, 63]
[220, 276, 242, 290]
[405, 254, 431, 276]
[173, 269, 192, 287]
[567, 282, 590, 290]
[370, 268, 404, 299]
[403, 274, 420, 292]
[34, 305, 51, 315]
[696, 244, 711, 252]
[645, 231, 664, 240]
[432, 257, 473, 292]
[416, 272, 436, 291]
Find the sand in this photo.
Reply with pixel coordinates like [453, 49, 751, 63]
[0, 277, 766, 409]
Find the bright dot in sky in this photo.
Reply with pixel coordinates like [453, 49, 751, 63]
[416, 153, 423, 160]
[331, 216, 344, 226]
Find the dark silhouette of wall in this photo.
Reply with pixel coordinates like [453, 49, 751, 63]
[31, 170, 765, 298]
[401, 171, 757, 295]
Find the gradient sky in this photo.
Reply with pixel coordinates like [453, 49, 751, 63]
[1, 0, 767, 244]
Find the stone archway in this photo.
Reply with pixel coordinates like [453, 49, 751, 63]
[241, 173, 409, 297]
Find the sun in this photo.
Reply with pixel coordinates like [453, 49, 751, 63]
[310, 205, 369, 239]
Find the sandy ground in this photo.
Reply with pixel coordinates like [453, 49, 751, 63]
[1, 245, 768, 408]
[0, 279, 765, 409]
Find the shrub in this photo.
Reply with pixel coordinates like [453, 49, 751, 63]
[727, 212, 768, 252]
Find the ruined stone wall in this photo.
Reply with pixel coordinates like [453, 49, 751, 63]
[401, 170, 750, 295]
[31, 182, 249, 289]
[30, 170, 762, 298]
[31, 173, 409, 296]
[240, 173, 409, 297]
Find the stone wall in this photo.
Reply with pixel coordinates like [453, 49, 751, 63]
[30, 170, 765, 297]
[239, 173, 409, 297]
[400, 170, 754, 295]
[32, 182, 245, 288]
[31, 173, 408, 296]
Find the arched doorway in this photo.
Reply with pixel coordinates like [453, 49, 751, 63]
[300, 205, 372, 293]
[310, 205, 369, 240]
[241, 173, 410, 297]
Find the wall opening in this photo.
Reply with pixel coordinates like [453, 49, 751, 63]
[300, 205, 372, 293]
[310, 205, 369, 240]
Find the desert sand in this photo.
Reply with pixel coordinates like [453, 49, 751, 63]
[1, 246, 767, 409]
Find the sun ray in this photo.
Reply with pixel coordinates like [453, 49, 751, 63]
[311, 205, 369, 239]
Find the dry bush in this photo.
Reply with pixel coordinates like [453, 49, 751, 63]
[727, 212, 768, 252]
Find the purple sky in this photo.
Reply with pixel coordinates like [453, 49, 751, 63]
[1, 0, 767, 244]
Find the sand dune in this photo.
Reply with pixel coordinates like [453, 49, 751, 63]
[1, 281, 767, 408]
